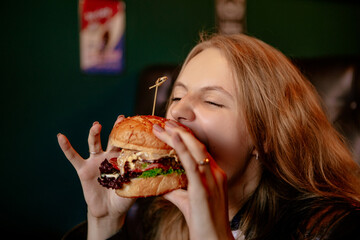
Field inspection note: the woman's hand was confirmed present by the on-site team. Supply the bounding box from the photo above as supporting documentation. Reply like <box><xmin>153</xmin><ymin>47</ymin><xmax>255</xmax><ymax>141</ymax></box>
<box><xmin>153</xmin><ymin>120</ymin><xmax>234</xmax><ymax>240</ymax></box>
<box><xmin>57</xmin><ymin>115</ymin><xmax>135</xmax><ymax>239</ymax></box>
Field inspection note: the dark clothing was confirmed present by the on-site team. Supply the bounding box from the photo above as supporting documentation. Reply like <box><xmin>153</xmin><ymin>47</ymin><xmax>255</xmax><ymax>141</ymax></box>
<box><xmin>63</xmin><ymin>197</ymin><xmax>360</xmax><ymax>240</ymax></box>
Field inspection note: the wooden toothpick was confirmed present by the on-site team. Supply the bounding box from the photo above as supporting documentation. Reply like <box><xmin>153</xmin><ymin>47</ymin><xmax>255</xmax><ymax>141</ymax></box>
<box><xmin>149</xmin><ymin>76</ymin><xmax>168</xmax><ymax>116</ymax></box>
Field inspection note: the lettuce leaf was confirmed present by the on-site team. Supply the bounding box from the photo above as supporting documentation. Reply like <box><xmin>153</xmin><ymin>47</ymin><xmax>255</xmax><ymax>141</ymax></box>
<box><xmin>139</xmin><ymin>168</ymin><xmax>185</xmax><ymax>178</ymax></box>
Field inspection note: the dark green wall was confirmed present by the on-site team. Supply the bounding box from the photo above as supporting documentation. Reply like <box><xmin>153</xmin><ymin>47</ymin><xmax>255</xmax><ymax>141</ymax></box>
<box><xmin>2</xmin><ymin>0</ymin><xmax>359</xmax><ymax>238</ymax></box>
<box><xmin>247</xmin><ymin>0</ymin><xmax>360</xmax><ymax>57</ymax></box>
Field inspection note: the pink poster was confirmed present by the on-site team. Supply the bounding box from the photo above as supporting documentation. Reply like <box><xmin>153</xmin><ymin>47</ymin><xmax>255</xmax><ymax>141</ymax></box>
<box><xmin>79</xmin><ymin>0</ymin><xmax>125</xmax><ymax>74</ymax></box>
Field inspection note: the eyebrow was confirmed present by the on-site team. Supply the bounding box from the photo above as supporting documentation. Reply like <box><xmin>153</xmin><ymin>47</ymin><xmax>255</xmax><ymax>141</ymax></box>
<box><xmin>173</xmin><ymin>82</ymin><xmax>234</xmax><ymax>100</ymax></box>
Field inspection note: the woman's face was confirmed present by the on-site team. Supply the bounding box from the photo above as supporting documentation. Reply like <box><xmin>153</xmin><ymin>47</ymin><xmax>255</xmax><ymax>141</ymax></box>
<box><xmin>166</xmin><ymin>47</ymin><xmax>254</xmax><ymax>182</ymax></box>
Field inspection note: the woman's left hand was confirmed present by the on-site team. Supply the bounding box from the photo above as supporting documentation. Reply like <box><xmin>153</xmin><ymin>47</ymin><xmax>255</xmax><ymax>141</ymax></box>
<box><xmin>153</xmin><ymin>120</ymin><xmax>234</xmax><ymax>240</ymax></box>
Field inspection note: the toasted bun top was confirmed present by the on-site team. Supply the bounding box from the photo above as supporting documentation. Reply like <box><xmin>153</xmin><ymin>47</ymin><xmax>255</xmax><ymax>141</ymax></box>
<box><xmin>109</xmin><ymin>115</ymin><xmax>172</xmax><ymax>155</ymax></box>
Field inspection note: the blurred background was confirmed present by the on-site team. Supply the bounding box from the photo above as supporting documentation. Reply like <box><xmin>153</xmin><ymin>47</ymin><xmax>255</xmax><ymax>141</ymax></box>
<box><xmin>1</xmin><ymin>0</ymin><xmax>359</xmax><ymax>238</ymax></box>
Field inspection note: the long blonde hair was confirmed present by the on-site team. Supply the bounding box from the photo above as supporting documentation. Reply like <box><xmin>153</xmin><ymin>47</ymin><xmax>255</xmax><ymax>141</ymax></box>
<box><xmin>148</xmin><ymin>34</ymin><xmax>360</xmax><ymax>239</ymax></box>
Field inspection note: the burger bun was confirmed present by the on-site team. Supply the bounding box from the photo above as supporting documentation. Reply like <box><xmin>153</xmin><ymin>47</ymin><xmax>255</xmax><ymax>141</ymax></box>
<box><xmin>115</xmin><ymin>173</ymin><xmax>187</xmax><ymax>198</ymax></box>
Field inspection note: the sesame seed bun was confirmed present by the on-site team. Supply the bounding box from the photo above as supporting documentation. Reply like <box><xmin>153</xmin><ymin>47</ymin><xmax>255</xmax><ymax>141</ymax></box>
<box><xmin>109</xmin><ymin>115</ymin><xmax>172</xmax><ymax>155</ymax></box>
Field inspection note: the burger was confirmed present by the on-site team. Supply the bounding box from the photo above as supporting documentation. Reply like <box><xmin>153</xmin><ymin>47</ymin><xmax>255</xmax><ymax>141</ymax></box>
<box><xmin>97</xmin><ymin>115</ymin><xmax>188</xmax><ymax>198</ymax></box>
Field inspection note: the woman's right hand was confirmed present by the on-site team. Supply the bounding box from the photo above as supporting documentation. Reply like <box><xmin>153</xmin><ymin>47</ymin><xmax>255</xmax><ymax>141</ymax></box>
<box><xmin>57</xmin><ymin>115</ymin><xmax>135</xmax><ymax>239</ymax></box>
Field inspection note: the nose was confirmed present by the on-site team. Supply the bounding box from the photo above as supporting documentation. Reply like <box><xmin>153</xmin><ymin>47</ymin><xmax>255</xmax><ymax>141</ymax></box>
<box><xmin>168</xmin><ymin>97</ymin><xmax>195</xmax><ymax>123</ymax></box>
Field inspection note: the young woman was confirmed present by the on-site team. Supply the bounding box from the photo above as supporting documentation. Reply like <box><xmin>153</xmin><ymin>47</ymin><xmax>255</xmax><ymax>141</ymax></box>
<box><xmin>58</xmin><ymin>34</ymin><xmax>360</xmax><ymax>240</ymax></box>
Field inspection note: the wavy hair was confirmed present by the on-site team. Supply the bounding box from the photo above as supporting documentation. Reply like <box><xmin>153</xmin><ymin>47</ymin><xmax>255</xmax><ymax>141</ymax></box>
<box><xmin>148</xmin><ymin>34</ymin><xmax>360</xmax><ymax>239</ymax></box>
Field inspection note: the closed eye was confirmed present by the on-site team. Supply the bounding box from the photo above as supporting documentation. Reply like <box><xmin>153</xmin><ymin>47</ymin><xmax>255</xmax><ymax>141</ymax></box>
<box><xmin>205</xmin><ymin>101</ymin><xmax>224</xmax><ymax>108</ymax></box>
<box><xmin>171</xmin><ymin>97</ymin><xmax>181</xmax><ymax>102</ymax></box>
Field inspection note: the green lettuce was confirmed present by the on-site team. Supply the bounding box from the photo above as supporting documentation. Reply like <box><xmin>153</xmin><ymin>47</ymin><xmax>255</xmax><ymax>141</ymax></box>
<box><xmin>139</xmin><ymin>167</ymin><xmax>185</xmax><ymax>178</ymax></box>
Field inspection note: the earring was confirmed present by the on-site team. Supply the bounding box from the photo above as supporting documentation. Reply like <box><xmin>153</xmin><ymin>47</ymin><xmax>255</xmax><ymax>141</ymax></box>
<box><xmin>256</xmin><ymin>153</ymin><xmax>259</xmax><ymax>160</ymax></box>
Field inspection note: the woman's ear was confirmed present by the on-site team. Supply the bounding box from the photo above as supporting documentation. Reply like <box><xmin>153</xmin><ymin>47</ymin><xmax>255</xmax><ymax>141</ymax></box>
<box><xmin>251</xmin><ymin>147</ymin><xmax>259</xmax><ymax>160</ymax></box>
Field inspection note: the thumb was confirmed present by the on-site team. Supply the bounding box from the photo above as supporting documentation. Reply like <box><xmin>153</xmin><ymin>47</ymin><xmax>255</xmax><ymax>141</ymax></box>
<box><xmin>163</xmin><ymin>189</ymin><xmax>189</xmax><ymax>218</ymax></box>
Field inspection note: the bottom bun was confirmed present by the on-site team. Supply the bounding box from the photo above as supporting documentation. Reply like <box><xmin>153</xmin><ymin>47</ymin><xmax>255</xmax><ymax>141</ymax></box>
<box><xmin>115</xmin><ymin>173</ymin><xmax>187</xmax><ymax>198</ymax></box>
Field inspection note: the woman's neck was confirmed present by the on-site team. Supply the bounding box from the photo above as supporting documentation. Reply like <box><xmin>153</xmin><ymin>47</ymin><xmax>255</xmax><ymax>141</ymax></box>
<box><xmin>227</xmin><ymin>157</ymin><xmax>262</xmax><ymax>220</ymax></box>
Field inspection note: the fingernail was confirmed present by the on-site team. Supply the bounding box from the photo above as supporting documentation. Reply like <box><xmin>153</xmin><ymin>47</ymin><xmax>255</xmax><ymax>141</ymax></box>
<box><xmin>165</xmin><ymin>120</ymin><xmax>178</xmax><ymax>128</ymax></box>
<box><xmin>153</xmin><ymin>124</ymin><xmax>164</xmax><ymax>133</ymax></box>
<box><xmin>57</xmin><ymin>133</ymin><xmax>62</xmax><ymax>138</ymax></box>
<box><xmin>93</xmin><ymin>121</ymin><xmax>99</xmax><ymax>126</ymax></box>
<box><xmin>117</xmin><ymin>115</ymin><xmax>124</xmax><ymax>119</ymax></box>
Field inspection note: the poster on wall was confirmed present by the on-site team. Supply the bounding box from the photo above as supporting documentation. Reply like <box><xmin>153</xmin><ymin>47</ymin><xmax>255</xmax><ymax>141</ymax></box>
<box><xmin>79</xmin><ymin>0</ymin><xmax>125</xmax><ymax>74</ymax></box>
